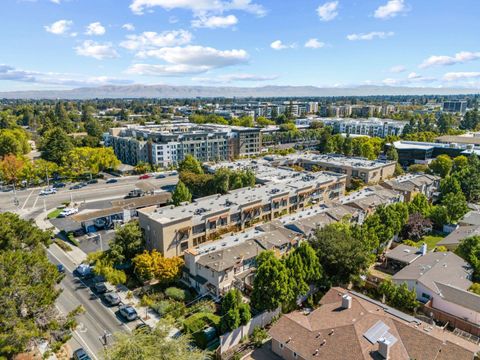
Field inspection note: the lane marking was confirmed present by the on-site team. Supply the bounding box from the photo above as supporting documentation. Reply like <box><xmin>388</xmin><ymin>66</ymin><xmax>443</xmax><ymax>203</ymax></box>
<box><xmin>31</xmin><ymin>195</ymin><xmax>39</xmax><ymax>209</ymax></box>
<box><xmin>21</xmin><ymin>189</ymin><xmax>35</xmax><ymax>210</ymax></box>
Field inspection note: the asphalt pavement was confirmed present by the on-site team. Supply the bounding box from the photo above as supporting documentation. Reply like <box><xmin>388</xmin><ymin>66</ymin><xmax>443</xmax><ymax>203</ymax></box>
<box><xmin>47</xmin><ymin>242</ymin><xmax>143</xmax><ymax>359</ymax></box>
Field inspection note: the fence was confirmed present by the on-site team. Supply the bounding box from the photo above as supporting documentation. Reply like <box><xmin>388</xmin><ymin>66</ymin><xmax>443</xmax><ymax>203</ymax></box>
<box><xmin>420</xmin><ymin>302</ymin><xmax>480</xmax><ymax>337</ymax></box>
<box><xmin>219</xmin><ymin>307</ymin><xmax>281</xmax><ymax>355</ymax></box>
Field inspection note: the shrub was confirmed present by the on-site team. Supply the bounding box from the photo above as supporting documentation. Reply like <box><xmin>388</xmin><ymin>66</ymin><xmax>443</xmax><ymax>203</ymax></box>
<box><xmin>54</xmin><ymin>239</ymin><xmax>72</xmax><ymax>252</ymax></box>
<box><xmin>183</xmin><ymin>312</ymin><xmax>221</xmax><ymax>349</ymax></box>
<box><xmin>251</xmin><ymin>327</ymin><xmax>269</xmax><ymax>348</ymax></box>
<box><xmin>165</xmin><ymin>287</ymin><xmax>189</xmax><ymax>302</ymax></box>
<box><xmin>189</xmin><ymin>300</ymin><xmax>216</xmax><ymax>314</ymax></box>
<box><xmin>151</xmin><ymin>299</ymin><xmax>186</xmax><ymax>319</ymax></box>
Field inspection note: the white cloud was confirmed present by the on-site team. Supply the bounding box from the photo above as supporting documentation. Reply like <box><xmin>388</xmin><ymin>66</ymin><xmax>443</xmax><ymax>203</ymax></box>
<box><xmin>129</xmin><ymin>0</ymin><xmax>266</xmax><ymax>16</ymax></box>
<box><xmin>270</xmin><ymin>40</ymin><xmax>295</xmax><ymax>50</ymax></box>
<box><xmin>128</xmin><ymin>45</ymin><xmax>249</xmax><ymax>76</ymax></box>
<box><xmin>75</xmin><ymin>40</ymin><xmax>119</xmax><ymax>60</ymax></box>
<box><xmin>407</xmin><ymin>72</ymin><xmax>421</xmax><ymax>79</ymax></box>
<box><xmin>192</xmin><ymin>14</ymin><xmax>238</xmax><ymax>28</ymax></box>
<box><xmin>304</xmin><ymin>38</ymin><xmax>325</xmax><ymax>49</ymax></box>
<box><xmin>0</xmin><ymin>64</ymin><xmax>131</xmax><ymax>87</ymax></box>
<box><xmin>382</xmin><ymin>72</ymin><xmax>435</xmax><ymax>86</ymax></box>
<box><xmin>122</xmin><ymin>23</ymin><xmax>135</xmax><ymax>31</ymax></box>
<box><xmin>443</xmin><ymin>72</ymin><xmax>480</xmax><ymax>81</ymax></box>
<box><xmin>50</xmin><ymin>0</ymin><xmax>61</xmax><ymax>4</ymax></box>
<box><xmin>419</xmin><ymin>51</ymin><xmax>480</xmax><ymax>68</ymax></box>
<box><xmin>346</xmin><ymin>31</ymin><xmax>394</xmax><ymax>41</ymax></box>
<box><xmin>44</xmin><ymin>19</ymin><xmax>73</xmax><ymax>35</ymax></box>
<box><xmin>317</xmin><ymin>1</ymin><xmax>339</xmax><ymax>21</ymax></box>
<box><xmin>85</xmin><ymin>22</ymin><xmax>106</xmax><ymax>36</ymax></box>
<box><xmin>374</xmin><ymin>0</ymin><xmax>408</xmax><ymax>19</ymax></box>
<box><xmin>120</xmin><ymin>30</ymin><xmax>192</xmax><ymax>51</ymax></box>
<box><xmin>389</xmin><ymin>65</ymin><xmax>406</xmax><ymax>73</ymax></box>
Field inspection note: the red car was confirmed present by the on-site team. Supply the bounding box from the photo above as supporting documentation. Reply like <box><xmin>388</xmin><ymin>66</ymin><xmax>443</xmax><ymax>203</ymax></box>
<box><xmin>138</xmin><ymin>174</ymin><xmax>151</xmax><ymax>180</ymax></box>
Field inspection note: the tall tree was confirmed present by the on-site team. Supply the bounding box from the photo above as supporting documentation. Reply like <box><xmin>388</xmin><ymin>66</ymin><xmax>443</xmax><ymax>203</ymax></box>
<box><xmin>108</xmin><ymin>221</ymin><xmax>144</xmax><ymax>264</ymax></box>
<box><xmin>171</xmin><ymin>180</ymin><xmax>192</xmax><ymax>206</ymax></box>
<box><xmin>40</xmin><ymin>127</ymin><xmax>74</xmax><ymax>164</ymax></box>
<box><xmin>220</xmin><ymin>289</ymin><xmax>251</xmax><ymax>333</ymax></box>
<box><xmin>429</xmin><ymin>155</ymin><xmax>453</xmax><ymax>178</ymax></box>
<box><xmin>178</xmin><ymin>155</ymin><xmax>203</xmax><ymax>174</ymax></box>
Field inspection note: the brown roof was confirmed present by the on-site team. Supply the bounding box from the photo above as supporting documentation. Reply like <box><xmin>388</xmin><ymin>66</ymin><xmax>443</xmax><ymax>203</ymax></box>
<box><xmin>269</xmin><ymin>287</ymin><xmax>477</xmax><ymax>360</ymax></box>
<box><xmin>436</xmin><ymin>135</ymin><xmax>480</xmax><ymax>145</ymax></box>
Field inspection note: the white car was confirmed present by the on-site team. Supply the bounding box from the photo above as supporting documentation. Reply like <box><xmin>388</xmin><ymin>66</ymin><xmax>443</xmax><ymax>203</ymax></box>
<box><xmin>59</xmin><ymin>208</ymin><xmax>78</xmax><ymax>217</ymax></box>
<box><xmin>40</xmin><ymin>188</ymin><xmax>57</xmax><ymax>196</ymax></box>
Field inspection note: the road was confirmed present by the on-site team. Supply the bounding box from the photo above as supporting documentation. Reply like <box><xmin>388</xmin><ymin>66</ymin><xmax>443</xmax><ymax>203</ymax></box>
<box><xmin>0</xmin><ymin>175</ymin><xmax>178</xmax><ymax>218</ymax></box>
<box><xmin>47</xmin><ymin>244</ymin><xmax>143</xmax><ymax>359</ymax></box>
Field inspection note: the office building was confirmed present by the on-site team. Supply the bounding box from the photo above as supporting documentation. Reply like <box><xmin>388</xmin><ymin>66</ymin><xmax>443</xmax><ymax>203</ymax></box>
<box><xmin>443</xmin><ymin>100</ymin><xmax>467</xmax><ymax>114</ymax></box>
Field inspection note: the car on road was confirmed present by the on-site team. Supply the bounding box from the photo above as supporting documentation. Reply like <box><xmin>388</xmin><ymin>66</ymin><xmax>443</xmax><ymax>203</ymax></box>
<box><xmin>161</xmin><ymin>185</ymin><xmax>176</xmax><ymax>193</ymax></box>
<box><xmin>53</xmin><ymin>182</ymin><xmax>66</xmax><ymax>188</ymax></box>
<box><xmin>138</xmin><ymin>174</ymin><xmax>151</xmax><ymax>180</ymax></box>
<box><xmin>169</xmin><ymin>171</ymin><xmax>178</xmax><ymax>176</ymax></box>
<box><xmin>75</xmin><ymin>264</ymin><xmax>93</xmax><ymax>277</ymax></box>
<box><xmin>69</xmin><ymin>184</ymin><xmax>82</xmax><ymax>190</ymax></box>
<box><xmin>73</xmin><ymin>348</ymin><xmax>91</xmax><ymax>360</ymax></box>
<box><xmin>119</xmin><ymin>305</ymin><xmax>138</xmax><ymax>321</ymax></box>
<box><xmin>87</xmin><ymin>179</ymin><xmax>98</xmax><ymax>184</ymax></box>
<box><xmin>155</xmin><ymin>174</ymin><xmax>166</xmax><ymax>179</ymax></box>
<box><xmin>40</xmin><ymin>188</ymin><xmax>57</xmax><ymax>196</ymax></box>
<box><xmin>56</xmin><ymin>264</ymin><xmax>65</xmax><ymax>273</ymax></box>
<box><xmin>79</xmin><ymin>182</ymin><xmax>88</xmax><ymax>187</ymax></box>
<box><xmin>106</xmin><ymin>178</ymin><xmax>118</xmax><ymax>184</ymax></box>
<box><xmin>94</xmin><ymin>282</ymin><xmax>108</xmax><ymax>294</ymax></box>
<box><xmin>103</xmin><ymin>292</ymin><xmax>121</xmax><ymax>306</ymax></box>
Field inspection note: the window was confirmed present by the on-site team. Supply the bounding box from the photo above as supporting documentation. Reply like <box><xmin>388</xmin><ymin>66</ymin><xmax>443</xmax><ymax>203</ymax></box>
<box><xmin>280</xmin><ymin>343</ymin><xmax>284</xmax><ymax>349</ymax></box>
<box><xmin>294</xmin><ymin>352</ymin><xmax>298</xmax><ymax>359</ymax></box>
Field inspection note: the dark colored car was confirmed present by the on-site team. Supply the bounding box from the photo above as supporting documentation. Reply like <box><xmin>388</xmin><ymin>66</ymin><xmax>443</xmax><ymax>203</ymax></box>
<box><xmin>73</xmin><ymin>348</ymin><xmax>91</xmax><ymax>360</ymax></box>
<box><xmin>156</xmin><ymin>174</ymin><xmax>166</xmax><ymax>179</ymax></box>
<box><xmin>69</xmin><ymin>184</ymin><xmax>82</xmax><ymax>190</ymax></box>
<box><xmin>53</xmin><ymin>182</ymin><xmax>66</xmax><ymax>188</ymax></box>
<box><xmin>138</xmin><ymin>174</ymin><xmax>151</xmax><ymax>180</ymax></box>
<box><xmin>103</xmin><ymin>292</ymin><xmax>121</xmax><ymax>306</ymax></box>
<box><xmin>161</xmin><ymin>185</ymin><xmax>176</xmax><ymax>193</ymax></box>
<box><xmin>135</xmin><ymin>323</ymin><xmax>152</xmax><ymax>333</ymax></box>
<box><xmin>119</xmin><ymin>305</ymin><xmax>138</xmax><ymax>321</ymax></box>
<box><xmin>79</xmin><ymin>182</ymin><xmax>88</xmax><ymax>187</ymax></box>
<box><xmin>106</xmin><ymin>178</ymin><xmax>118</xmax><ymax>184</ymax></box>
<box><xmin>56</xmin><ymin>264</ymin><xmax>65</xmax><ymax>273</ymax></box>
<box><xmin>87</xmin><ymin>179</ymin><xmax>98</xmax><ymax>184</ymax></box>
<box><xmin>94</xmin><ymin>282</ymin><xmax>108</xmax><ymax>294</ymax></box>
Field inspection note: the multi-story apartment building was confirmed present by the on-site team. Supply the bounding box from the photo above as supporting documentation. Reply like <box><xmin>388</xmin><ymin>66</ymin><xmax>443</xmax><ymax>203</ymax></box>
<box><xmin>138</xmin><ymin>171</ymin><xmax>346</xmax><ymax>258</ymax></box>
<box><xmin>316</xmin><ymin>117</ymin><xmax>406</xmax><ymax>137</ymax></box>
<box><xmin>109</xmin><ymin>124</ymin><xmax>262</xmax><ymax>166</ymax></box>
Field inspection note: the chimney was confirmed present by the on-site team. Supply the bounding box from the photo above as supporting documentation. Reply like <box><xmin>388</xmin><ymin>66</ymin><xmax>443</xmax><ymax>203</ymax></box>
<box><xmin>378</xmin><ymin>338</ymin><xmax>391</xmax><ymax>359</ymax></box>
<box><xmin>420</xmin><ymin>243</ymin><xmax>427</xmax><ymax>256</ymax></box>
<box><xmin>342</xmin><ymin>294</ymin><xmax>352</xmax><ymax>309</ymax></box>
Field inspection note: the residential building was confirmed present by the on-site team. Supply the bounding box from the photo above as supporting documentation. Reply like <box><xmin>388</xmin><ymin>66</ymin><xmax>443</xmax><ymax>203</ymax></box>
<box><xmin>269</xmin><ymin>287</ymin><xmax>477</xmax><ymax>360</ymax></box>
<box><xmin>341</xmin><ymin>185</ymin><xmax>403</xmax><ymax>214</ymax></box>
<box><xmin>138</xmin><ymin>171</ymin><xmax>346</xmax><ymax>257</ymax></box>
<box><xmin>109</xmin><ymin>123</ymin><xmax>261</xmax><ymax>166</ymax></box>
<box><xmin>380</xmin><ymin>173</ymin><xmax>440</xmax><ymax>201</ymax></box>
<box><xmin>443</xmin><ymin>100</ymin><xmax>467</xmax><ymax>114</ymax></box>
<box><xmin>392</xmin><ymin>252</ymin><xmax>478</xmax><ymax>326</ymax></box>
<box><xmin>460</xmin><ymin>210</ymin><xmax>480</xmax><ymax>226</ymax></box>
<box><xmin>437</xmin><ymin>225</ymin><xmax>480</xmax><ymax>251</ymax></box>
<box><xmin>436</xmin><ymin>133</ymin><xmax>480</xmax><ymax>147</ymax></box>
<box><xmin>317</xmin><ymin>117</ymin><xmax>406</xmax><ymax>138</ymax></box>
<box><xmin>182</xmin><ymin>224</ymin><xmax>301</xmax><ymax>298</ymax></box>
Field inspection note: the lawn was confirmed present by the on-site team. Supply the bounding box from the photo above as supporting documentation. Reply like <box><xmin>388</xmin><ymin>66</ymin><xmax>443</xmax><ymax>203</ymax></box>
<box><xmin>415</xmin><ymin>234</ymin><xmax>446</xmax><ymax>250</ymax></box>
<box><xmin>47</xmin><ymin>208</ymin><xmax>63</xmax><ymax>219</ymax></box>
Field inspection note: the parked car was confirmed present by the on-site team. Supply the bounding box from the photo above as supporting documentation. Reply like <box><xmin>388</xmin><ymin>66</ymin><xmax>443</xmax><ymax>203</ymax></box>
<box><xmin>73</xmin><ymin>348</ymin><xmax>91</xmax><ymax>360</ymax></box>
<box><xmin>169</xmin><ymin>171</ymin><xmax>178</xmax><ymax>176</ymax></box>
<box><xmin>69</xmin><ymin>184</ymin><xmax>82</xmax><ymax>190</ymax></box>
<box><xmin>94</xmin><ymin>282</ymin><xmax>108</xmax><ymax>294</ymax></box>
<box><xmin>119</xmin><ymin>305</ymin><xmax>138</xmax><ymax>321</ymax></box>
<box><xmin>56</xmin><ymin>264</ymin><xmax>65</xmax><ymax>273</ymax></box>
<box><xmin>79</xmin><ymin>182</ymin><xmax>88</xmax><ymax>187</ymax></box>
<box><xmin>138</xmin><ymin>174</ymin><xmax>151</xmax><ymax>180</ymax></box>
<box><xmin>135</xmin><ymin>323</ymin><xmax>152</xmax><ymax>333</ymax></box>
<box><xmin>106</xmin><ymin>178</ymin><xmax>118</xmax><ymax>184</ymax></box>
<box><xmin>40</xmin><ymin>188</ymin><xmax>57</xmax><ymax>196</ymax></box>
<box><xmin>87</xmin><ymin>179</ymin><xmax>98</xmax><ymax>184</ymax></box>
<box><xmin>75</xmin><ymin>264</ymin><xmax>92</xmax><ymax>277</ymax></box>
<box><xmin>103</xmin><ymin>292</ymin><xmax>121</xmax><ymax>306</ymax></box>
<box><xmin>53</xmin><ymin>182</ymin><xmax>66</xmax><ymax>188</ymax></box>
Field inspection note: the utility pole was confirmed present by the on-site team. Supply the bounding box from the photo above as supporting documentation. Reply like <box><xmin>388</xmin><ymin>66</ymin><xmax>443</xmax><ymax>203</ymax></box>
<box><xmin>45</xmin><ymin>167</ymin><xmax>49</xmax><ymax>187</ymax></box>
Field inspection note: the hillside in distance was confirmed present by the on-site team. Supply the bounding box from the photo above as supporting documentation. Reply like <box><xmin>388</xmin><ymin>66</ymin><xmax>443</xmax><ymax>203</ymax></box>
<box><xmin>1</xmin><ymin>84</ymin><xmax>479</xmax><ymax>99</ymax></box>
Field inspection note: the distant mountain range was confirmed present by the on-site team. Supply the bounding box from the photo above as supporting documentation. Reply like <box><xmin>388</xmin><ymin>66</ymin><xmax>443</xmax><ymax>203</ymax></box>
<box><xmin>0</xmin><ymin>84</ymin><xmax>479</xmax><ymax>99</ymax></box>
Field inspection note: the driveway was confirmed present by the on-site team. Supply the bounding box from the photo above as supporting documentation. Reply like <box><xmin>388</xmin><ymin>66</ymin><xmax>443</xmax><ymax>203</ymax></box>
<box><xmin>243</xmin><ymin>341</ymin><xmax>282</xmax><ymax>360</ymax></box>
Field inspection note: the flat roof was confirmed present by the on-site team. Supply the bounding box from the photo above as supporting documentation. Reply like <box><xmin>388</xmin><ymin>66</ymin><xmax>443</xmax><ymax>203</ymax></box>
<box><xmin>140</xmin><ymin>171</ymin><xmax>345</xmax><ymax>225</ymax></box>
<box><xmin>276</xmin><ymin>153</ymin><xmax>395</xmax><ymax>170</ymax></box>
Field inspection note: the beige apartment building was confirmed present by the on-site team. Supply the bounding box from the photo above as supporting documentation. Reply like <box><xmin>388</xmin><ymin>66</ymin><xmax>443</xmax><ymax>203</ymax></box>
<box><xmin>138</xmin><ymin>171</ymin><xmax>346</xmax><ymax>258</ymax></box>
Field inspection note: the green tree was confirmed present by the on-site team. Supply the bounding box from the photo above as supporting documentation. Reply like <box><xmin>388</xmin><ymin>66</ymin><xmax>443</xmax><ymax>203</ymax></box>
<box><xmin>386</xmin><ymin>146</ymin><xmax>398</xmax><ymax>161</ymax></box>
<box><xmin>251</xmin><ymin>251</ymin><xmax>294</xmax><ymax>312</ymax></box>
<box><xmin>441</xmin><ymin>191</ymin><xmax>468</xmax><ymax>224</ymax></box>
<box><xmin>408</xmin><ymin>193</ymin><xmax>431</xmax><ymax>217</ymax></box>
<box><xmin>0</xmin><ymin>129</ymin><xmax>30</xmax><ymax>157</ymax></box>
<box><xmin>429</xmin><ymin>155</ymin><xmax>453</xmax><ymax>178</ymax></box>
<box><xmin>171</xmin><ymin>180</ymin><xmax>192</xmax><ymax>206</ymax></box>
<box><xmin>428</xmin><ymin>205</ymin><xmax>449</xmax><ymax>229</ymax></box>
<box><xmin>108</xmin><ymin>221</ymin><xmax>144</xmax><ymax>264</ymax></box>
<box><xmin>40</xmin><ymin>127</ymin><xmax>74</xmax><ymax>164</ymax></box>
<box><xmin>178</xmin><ymin>154</ymin><xmax>203</xmax><ymax>174</ymax></box>
<box><xmin>455</xmin><ymin>236</ymin><xmax>480</xmax><ymax>280</ymax></box>
<box><xmin>220</xmin><ymin>289</ymin><xmax>251</xmax><ymax>333</ymax></box>
<box><xmin>103</xmin><ymin>320</ymin><xmax>206</xmax><ymax>360</ymax></box>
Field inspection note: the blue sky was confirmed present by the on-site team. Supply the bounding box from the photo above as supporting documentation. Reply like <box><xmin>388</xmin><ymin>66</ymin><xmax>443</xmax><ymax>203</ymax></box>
<box><xmin>1</xmin><ymin>0</ymin><xmax>480</xmax><ymax>91</ymax></box>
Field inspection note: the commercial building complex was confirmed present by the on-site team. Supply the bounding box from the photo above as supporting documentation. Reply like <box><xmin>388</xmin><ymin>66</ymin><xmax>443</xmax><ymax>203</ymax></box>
<box><xmin>108</xmin><ymin>124</ymin><xmax>261</xmax><ymax>167</ymax></box>
<box><xmin>443</xmin><ymin>100</ymin><xmax>467</xmax><ymax>114</ymax></box>
<box><xmin>307</xmin><ymin>117</ymin><xmax>407</xmax><ymax>138</ymax></box>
